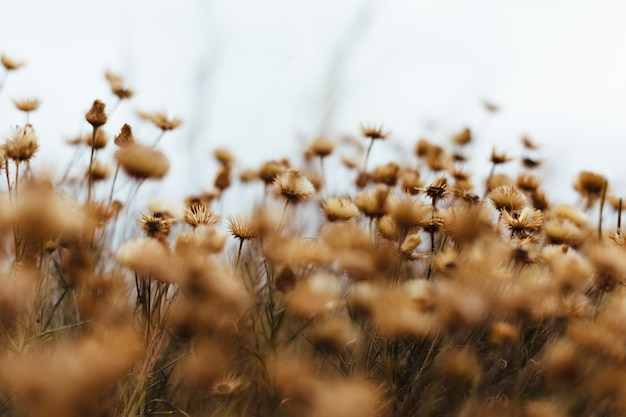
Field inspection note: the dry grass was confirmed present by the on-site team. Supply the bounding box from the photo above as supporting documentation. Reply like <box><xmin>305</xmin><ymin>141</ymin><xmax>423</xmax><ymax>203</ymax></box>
<box><xmin>0</xmin><ymin>54</ymin><xmax>624</xmax><ymax>417</ymax></box>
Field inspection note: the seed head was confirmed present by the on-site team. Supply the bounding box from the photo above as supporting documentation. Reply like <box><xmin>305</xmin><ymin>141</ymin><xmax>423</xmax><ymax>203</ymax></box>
<box><xmin>360</xmin><ymin>123</ymin><xmax>389</xmax><ymax>140</ymax></box>
<box><xmin>105</xmin><ymin>70</ymin><xmax>134</xmax><ymax>100</ymax></box>
<box><xmin>82</xmin><ymin>128</ymin><xmax>108</xmax><ymax>149</ymax></box>
<box><xmin>501</xmin><ymin>207</ymin><xmax>543</xmax><ymax>236</ymax></box>
<box><xmin>259</xmin><ymin>159</ymin><xmax>289</xmax><ymax>184</ymax></box>
<box><xmin>114</xmin><ymin>123</ymin><xmax>135</xmax><ymax>147</ymax></box>
<box><xmin>3</xmin><ymin>125</ymin><xmax>39</xmax><ymax>162</ymax></box>
<box><xmin>85</xmin><ymin>100</ymin><xmax>107</xmax><ymax>128</ymax></box>
<box><xmin>370</xmin><ymin>162</ymin><xmax>399</xmax><ymax>186</ymax></box>
<box><xmin>138</xmin><ymin>211</ymin><xmax>174</xmax><ymax>241</ymax></box>
<box><xmin>354</xmin><ymin>185</ymin><xmax>390</xmax><ymax>219</ymax></box>
<box><xmin>137</xmin><ymin>110</ymin><xmax>183</xmax><ymax>131</ymax></box>
<box><xmin>184</xmin><ymin>205</ymin><xmax>222</xmax><ymax>228</ymax></box>
<box><xmin>321</xmin><ymin>197</ymin><xmax>360</xmax><ymax>222</ymax></box>
<box><xmin>308</xmin><ymin>135</ymin><xmax>336</xmax><ymax>158</ymax></box>
<box><xmin>273</xmin><ymin>169</ymin><xmax>315</xmax><ymax>203</ymax></box>
<box><xmin>213</xmin><ymin>147</ymin><xmax>235</xmax><ymax>166</ymax></box>
<box><xmin>451</xmin><ymin>127</ymin><xmax>472</xmax><ymax>146</ymax></box>
<box><xmin>1</xmin><ymin>54</ymin><xmax>25</xmax><ymax>71</ymax></box>
<box><xmin>13</xmin><ymin>97</ymin><xmax>41</xmax><ymax>113</ymax></box>
<box><xmin>226</xmin><ymin>214</ymin><xmax>258</xmax><ymax>240</ymax></box>
<box><xmin>214</xmin><ymin>165</ymin><xmax>231</xmax><ymax>191</ymax></box>
<box><xmin>209</xmin><ymin>372</ymin><xmax>243</xmax><ymax>396</ymax></box>
<box><xmin>490</xmin><ymin>148</ymin><xmax>513</xmax><ymax>165</ymax></box>
<box><xmin>573</xmin><ymin>170</ymin><xmax>607</xmax><ymax>204</ymax></box>
<box><xmin>114</xmin><ymin>144</ymin><xmax>169</xmax><ymax>180</ymax></box>
<box><xmin>490</xmin><ymin>185</ymin><xmax>526</xmax><ymax>212</ymax></box>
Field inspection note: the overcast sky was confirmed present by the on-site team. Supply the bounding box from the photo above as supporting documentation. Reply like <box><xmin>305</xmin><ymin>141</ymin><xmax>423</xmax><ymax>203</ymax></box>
<box><xmin>1</xmin><ymin>0</ymin><xmax>625</xmax><ymax>206</ymax></box>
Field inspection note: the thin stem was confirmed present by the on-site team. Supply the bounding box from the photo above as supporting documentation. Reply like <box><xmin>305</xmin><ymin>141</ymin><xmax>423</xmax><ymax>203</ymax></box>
<box><xmin>598</xmin><ymin>179</ymin><xmax>608</xmax><ymax>240</ymax></box>
<box><xmin>108</xmin><ymin>163</ymin><xmax>121</xmax><ymax>205</ymax></box>
<box><xmin>618</xmin><ymin>198</ymin><xmax>623</xmax><ymax>232</ymax></box>
<box><xmin>152</xmin><ymin>130</ymin><xmax>166</xmax><ymax>147</ymax></box>
<box><xmin>363</xmin><ymin>138</ymin><xmax>375</xmax><ymax>172</ymax></box>
<box><xmin>86</xmin><ymin>126</ymin><xmax>99</xmax><ymax>202</ymax></box>
<box><xmin>233</xmin><ymin>238</ymin><xmax>245</xmax><ymax>276</ymax></box>
<box><xmin>277</xmin><ymin>200</ymin><xmax>289</xmax><ymax>233</ymax></box>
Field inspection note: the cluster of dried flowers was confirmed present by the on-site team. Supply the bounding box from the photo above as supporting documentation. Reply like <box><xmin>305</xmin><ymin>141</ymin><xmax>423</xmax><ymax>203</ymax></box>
<box><xmin>0</xmin><ymin>53</ymin><xmax>625</xmax><ymax>417</ymax></box>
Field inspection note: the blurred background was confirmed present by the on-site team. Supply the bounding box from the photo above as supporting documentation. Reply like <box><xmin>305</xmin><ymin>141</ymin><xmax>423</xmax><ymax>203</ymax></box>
<box><xmin>1</xmin><ymin>0</ymin><xmax>625</xmax><ymax>205</ymax></box>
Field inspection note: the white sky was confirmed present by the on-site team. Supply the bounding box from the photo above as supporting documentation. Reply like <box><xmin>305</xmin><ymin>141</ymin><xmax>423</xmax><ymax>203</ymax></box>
<box><xmin>1</xmin><ymin>0</ymin><xmax>626</xmax><ymax>206</ymax></box>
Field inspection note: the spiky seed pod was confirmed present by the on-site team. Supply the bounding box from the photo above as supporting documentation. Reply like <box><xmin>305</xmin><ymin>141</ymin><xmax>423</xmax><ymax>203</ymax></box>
<box><xmin>516</xmin><ymin>172</ymin><xmax>541</xmax><ymax>193</ymax></box>
<box><xmin>114</xmin><ymin>144</ymin><xmax>169</xmax><ymax>180</ymax></box>
<box><xmin>3</xmin><ymin>125</ymin><xmax>39</xmax><ymax>162</ymax></box>
<box><xmin>490</xmin><ymin>148</ymin><xmax>513</xmax><ymax>165</ymax></box>
<box><xmin>85</xmin><ymin>100</ymin><xmax>107</xmax><ymax>128</ymax></box>
<box><xmin>273</xmin><ymin>169</ymin><xmax>315</xmax><ymax>203</ymax></box>
<box><xmin>137</xmin><ymin>110</ymin><xmax>183</xmax><ymax>131</ymax></box>
<box><xmin>259</xmin><ymin>160</ymin><xmax>289</xmax><ymax>184</ymax></box>
<box><xmin>354</xmin><ymin>185</ymin><xmax>390</xmax><ymax>219</ymax></box>
<box><xmin>138</xmin><ymin>212</ymin><xmax>174</xmax><ymax>241</ymax></box>
<box><xmin>573</xmin><ymin>171</ymin><xmax>607</xmax><ymax>202</ymax></box>
<box><xmin>370</xmin><ymin>162</ymin><xmax>399</xmax><ymax>186</ymax></box>
<box><xmin>226</xmin><ymin>215</ymin><xmax>258</xmax><ymax>240</ymax></box>
<box><xmin>184</xmin><ymin>205</ymin><xmax>222</xmax><ymax>228</ymax></box>
<box><xmin>114</xmin><ymin>123</ymin><xmax>135</xmax><ymax>147</ymax></box>
<box><xmin>501</xmin><ymin>207</ymin><xmax>543</xmax><ymax>236</ymax></box>
<box><xmin>490</xmin><ymin>185</ymin><xmax>526</xmax><ymax>212</ymax></box>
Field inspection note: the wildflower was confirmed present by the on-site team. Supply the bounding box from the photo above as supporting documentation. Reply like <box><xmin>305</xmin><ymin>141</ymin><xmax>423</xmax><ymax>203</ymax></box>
<box><xmin>82</xmin><ymin>128</ymin><xmax>108</xmax><ymax>149</ymax></box>
<box><xmin>354</xmin><ymin>185</ymin><xmax>390</xmax><ymax>219</ymax></box>
<box><xmin>1</xmin><ymin>54</ymin><xmax>25</xmax><ymax>71</ymax></box>
<box><xmin>113</xmin><ymin>123</ymin><xmax>135</xmax><ymax>147</ymax></box>
<box><xmin>105</xmin><ymin>70</ymin><xmax>134</xmax><ymax>100</ymax></box>
<box><xmin>424</xmin><ymin>177</ymin><xmax>450</xmax><ymax>204</ymax></box>
<box><xmin>370</xmin><ymin>162</ymin><xmax>399</xmax><ymax>186</ymax></box>
<box><xmin>285</xmin><ymin>272</ymin><xmax>341</xmax><ymax>318</ymax></box>
<box><xmin>116</xmin><ymin>238</ymin><xmax>175</xmax><ymax>282</ymax></box>
<box><xmin>259</xmin><ymin>159</ymin><xmax>289</xmax><ymax>184</ymax></box>
<box><xmin>137</xmin><ymin>110</ymin><xmax>183</xmax><ymax>131</ymax></box>
<box><xmin>308</xmin><ymin>135</ymin><xmax>336</xmax><ymax>158</ymax></box>
<box><xmin>226</xmin><ymin>214</ymin><xmax>258</xmax><ymax>240</ymax></box>
<box><xmin>209</xmin><ymin>372</ymin><xmax>243</xmax><ymax>396</ymax></box>
<box><xmin>451</xmin><ymin>127</ymin><xmax>472</xmax><ymax>146</ymax></box>
<box><xmin>273</xmin><ymin>169</ymin><xmax>315</xmax><ymax>203</ymax></box>
<box><xmin>388</xmin><ymin>196</ymin><xmax>431</xmax><ymax>230</ymax></box>
<box><xmin>544</xmin><ymin>218</ymin><xmax>587</xmax><ymax>246</ymax></box>
<box><xmin>321</xmin><ymin>197</ymin><xmax>359</xmax><ymax>222</ymax></box>
<box><xmin>573</xmin><ymin>170</ymin><xmax>607</xmax><ymax>206</ymax></box>
<box><xmin>516</xmin><ymin>172</ymin><xmax>541</xmax><ymax>193</ymax></box>
<box><xmin>304</xmin><ymin>316</ymin><xmax>358</xmax><ymax>352</ymax></box>
<box><xmin>213</xmin><ymin>147</ymin><xmax>235</xmax><ymax>166</ymax></box>
<box><xmin>87</xmin><ymin>160</ymin><xmax>110</xmax><ymax>182</ymax></box>
<box><xmin>85</xmin><ymin>99</ymin><xmax>107</xmax><ymax>128</ymax></box>
<box><xmin>114</xmin><ymin>144</ymin><xmax>169</xmax><ymax>179</ymax></box>
<box><xmin>360</xmin><ymin>123</ymin><xmax>389</xmax><ymax>140</ymax></box>
<box><xmin>490</xmin><ymin>148</ymin><xmax>513</xmax><ymax>165</ymax></box>
<box><xmin>214</xmin><ymin>165</ymin><xmax>231</xmax><ymax>191</ymax></box>
<box><xmin>275</xmin><ymin>266</ymin><xmax>297</xmax><ymax>293</ymax></box>
<box><xmin>138</xmin><ymin>211</ymin><xmax>174</xmax><ymax>241</ymax></box>
<box><xmin>400</xmin><ymin>233</ymin><xmax>423</xmax><ymax>260</ymax></box>
<box><xmin>490</xmin><ymin>185</ymin><xmax>526</xmax><ymax>212</ymax></box>
<box><xmin>399</xmin><ymin>167</ymin><xmax>421</xmax><ymax>195</ymax></box>
<box><xmin>490</xmin><ymin>322</ymin><xmax>520</xmax><ymax>346</ymax></box>
<box><xmin>501</xmin><ymin>207</ymin><xmax>543</xmax><ymax>236</ymax></box>
<box><xmin>522</xmin><ymin>135</ymin><xmax>540</xmax><ymax>150</ymax></box>
<box><xmin>3</xmin><ymin>124</ymin><xmax>38</xmax><ymax>162</ymax></box>
<box><xmin>13</xmin><ymin>97</ymin><xmax>40</xmax><ymax>113</ymax></box>
<box><xmin>184</xmin><ymin>205</ymin><xmax>222</xmax><ymax>228</ymax></box>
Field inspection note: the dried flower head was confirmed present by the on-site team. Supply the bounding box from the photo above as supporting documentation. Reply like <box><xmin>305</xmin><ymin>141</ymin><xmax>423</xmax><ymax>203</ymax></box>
<box><xmin>259</xmin><ymin>159</ymin><xmax>289</xmax><ymax>184</ymax></box>
<box><xmin>114</xmin><ymin>144</ymin><xmax>169</xmax><ymax>180</ymax></box>
<box><xmin>388</xmin><ymin>196</ymin><xmax>431</xmax><ymax>230</ymax></box>
<box><xmin>213</xmin><ymin>147</ymin><xmax>235</xmax><ymax>166</ymax></box>
<box><xmin>424</xmin><ymin>177</ymin><xmax>450</xmax><ymax>203</ymax></box>
<box><xmin>501</xmin><ymin>207</ymin><xmax>543</xmax><ymax>236</ymax></box>
<box><xmin>370</xmin><ymin>162</ymin><xmax>400</xmax><ymax>186</ymax></box>
<box><xmin>87</xmin><ymin>160</ymin><xmax>111</xmax><ymax>182</ymax></box>
<box><xmin>138</xmin><ymin>211</ymin><xmax>174</xmax><ymax>241</ymax></box>
<box><xmin>116</xmin><ymin>238</ymin><xmax>174</xmax><ymax>282</ymax></box>
<box><xmin>354</xmin><ymin>185</ymin><xmax>390</xmax><ymax>219</ymax></box>
<box><xmin>226</xmin><ymin>214</ymin><xmax>258</xmax><ymax>240</ymax></box>
<box><xmin>114</xmin><ymin>123</ymin><xmax>135</xmax><ymax>147</ymax></box>
<box><xmin>490</xmin><ymin>148</ymin><xmax>513</xmax><ymax>165</ymax></box>
<box><xmin>1</xmin><ymin>54</ymin><xmax>25</xmax><ymax>71</ymax></box>
<box><xmin>321</xmin><ymin>197</ymin><xmax>360</xmax><ymax>222</ymax></box>
<box><xmin>285</xmin><ymin>272</ymin><xmax>340</xmax><ymax>318</ymax></box>
<box><xmin>209</xmin><ymin>372</ymin><xmax>243</xmax><ymax>396</ymax></box>
<box><xmin>490</xmin><ymin>185</ymin><xmax>526</xmax><ymax>212</ymax></box>
<box><xmin>13</xmin><ymin>97</ymin><xmax>41</xmax><ymax>113</ymax></box>
<box><xmin>105</xmin><ymin>70</ymin><xmax>134</xmax><ymax>100</ymax></box>
<box><xmin>522</xmin><ymin>135</ymin><xmax>540</xmax><ymax>150</ymax></box>
<box><xmin>137</xmin><ymin>110</ymin><xmax>183</xmax><ymax>131</ymax></box>
<box><xmin>399</xmin><ymin>168</ymin><xmax>421</xmax><ymax>195</ymax></box>
<box><xmin>4</xmin><ymin>124</ymin><xmax>38</xmax><ymax>162</ymax></box>
<box><xmin>85</xmin><ymin>99</ymin><xmax>107</xmax><ymax>128</ymax></box>
<box><xmin>308</xmin><ymin>135</ymin><xmax>336</xmax><ymax>158</ymax></box>
<box><xmin>452</xmin><ymin>127</ymin><xmax>472</xmax><ymax>146</ymax></box>
<box><xmin>516</xmin><ymin>172</ymin><xmax>541</xmax><ymax>193</ymax></box>
<box><xmin>273</xmin><ymin>169</ymin><xmax>315</xmax><ymax>203</ymax></box>
<box><xmin>214</xmin><ymin>165</ymin><xmax>231</xmax><ymax>191</ymax></box>
<box><xmin>184</xmin><ymin>205</ymin><xmax>222</xmax><ymax>228</ymax></box>
<box><xmin>82</xmin><ymin>128</ymin><xmax>108</xmax><ymax>149</ymax></box>
<box><xmin>573</xmin><ymin>170</ymin><xmax>607</xmax><ymax>206</ymax></box>
<box><xmin>360</xmin><ymin>123</ymin><xmax>389</xmax><ymax>140</ymax></box>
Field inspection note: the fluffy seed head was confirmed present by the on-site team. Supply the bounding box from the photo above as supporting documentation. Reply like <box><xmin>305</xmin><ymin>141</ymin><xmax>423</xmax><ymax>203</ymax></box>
<box><xmin>137</xmin><ymin>110</ymin><xmax>183</xmax><ymax>131</ymax></box>
<box><xmin>226</xmin><ymin>214</ymin><xmax>258</xmax><ymax>240</ymax></box>
<box><xmin>451</xmin><ymin>127</ymin><xmax>472</xmax><ymax>145</ymax></box>
<box><xmin>360</xmin><ymin>123</ymin><xmax>389</xmax><ymax>140</ymax></box>
<box><xmin>1</xmin><ymin>54</ymin><xmax>25</xmax><ymax>71</ymax></box>
<box><xmin>184</xmin><ymin>205</ymin><xmax>222</xmax><ymax>228</ymax></box>
<box><xmin>308</xmin><ymin>135</ymin><xmax>336</xmax><ymax>158</ymax></box>
<box><xmin>321</xmin><ymin>197</ymin><xmax>360</xmax><ymax>222</ymax></box>
<box><xmin>490</xmin><ymin>185</ymin><xmax>526</xmax><ymax>212</ymax></box>
<box><xmin>13</xmin><ymin>97</ymin><xmax>41</xmax><ymax>113</ymax></box>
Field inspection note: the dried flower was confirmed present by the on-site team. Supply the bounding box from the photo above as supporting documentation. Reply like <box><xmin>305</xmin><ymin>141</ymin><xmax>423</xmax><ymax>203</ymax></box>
<box><xmin>105</xmin><ymin>70</ymin><xmax>134</xmax><ymax>100</ymax></box>
<box><xmin>451</xmin><ymin>127</ymin><xmax>472</xmax><ymax>146</ymax></box>
<box><xmin>573</xmin><ymin>170</ymin><xmax>607</xmax><ymax>206</ymax></box>
<box><xmin>184</xmin><ymin>205</ymin><xmax>222</xmax><ymax>228</ymax></box>
<box><xmin>114</xmin><ymin>123</ymin><xmax>135</xmax><ymax>147</ymax></box>
<box><xmin>501</xmin><ymin>207</ymin><xmax>543</xmax><ymax>236</ymax></box>
<box><xmin>226</xmin><ymin>215</ymin><xmax>258</xmax><ymax>240</ymax></box>
<box><xmin>308</xmin><ymin>135</ymin><xmax>336</xmax><ymax>158</ymax></box>
<box><xmin>490</xmin><ymin>185</ymin><xmax>526</xmax><ymax>212</ymax></box>
<box><xmin>85</xmin><ymin>99</ymin><xmax>107</xmax><ymax>128</ymax></box>
<box><xmin>114</xmin><ymin>144</ymin><xmax>169</xmax><ymax>180</ymax></box>
<box><xmin>273</xmin><ymin>169</ymin><xmax>315</xmax><ymax>203</ymax></box>
<box><xmin>138</xmin><ymin>211</ymin><xmax>174</xmax><ymax>241</ymax></box>
<box><xmin>1</xmin><ymin>54</ymin><xmax>25</xmax><ymax>71</ymax></box>
<box><xmin>213</xmin><ymin>147</ymin><xmax>235</xmax><ymax>166</ymax></box>
<box><xmin>360</xmin><ymin>123</ymin><xmax>389</xmax><ymax>140</ymax></box>
<box><xmin>321</xmin><ymin>197</ymin><xmax>360</xmax><ymax>222</ymax></box>
<box><xmin>490</xmin><ymin>148</ymin><xmax>513</xmax><ymax>165</ymax></box>
<box><xmin>13</xmin><ymin>97</ymin><xmax>40</xmax><ymax>113</ymax></box>
<box><xmin>3</xmin><ymin>125</ymin><xmax>39</xmax><ymax>162</ymax></box>
<box><xmin>137</xmin><ymin>110</ymin><xmax>183</xmax><ymax>131</ymax></box>
<box><xmin>209</xmin><ymin>372</ymin><xmax>243</xmax><ymax>396</ymax></box>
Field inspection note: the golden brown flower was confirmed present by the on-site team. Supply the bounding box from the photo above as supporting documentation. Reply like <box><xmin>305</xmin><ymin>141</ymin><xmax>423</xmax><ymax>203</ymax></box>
<box><xmin>226</xmin><ymin>214</ymin><xmax>258</xmax><ymax>240</ymax></box>
<box><xmin>209</xmin><ymin>372</ymin><xmax>243</xmax><ymax>396</ymax></box>
<box><xmin>273</xmin><ymin>169</ymin><xmax>315</xmax><ymax>203</ymax></box>
<box><xmin>501</xmin><ymin>207</ymin><xmax>543</xmax><ymax>236</ymax></box>
<box><xmin>114</xmin><ymin>144</ymin><xmax>169</xmax><ymax>180</ymax></box>
<box><xmin>85</xmin><ymin>100</ymin><xmax>107</xmax><ymax>128</ymax></box>
<box><xmin>213</xmin><ymin>147</ymin><xmax>235</xmax><ymax>166</ymax></box>
<box><xmin>184</xmin><ymin>205</ymin><xmax>222</xmax><ymax>228</ymax></box>
<box><xmin>1</xmin><ymin>54</ymin><xmax>25</xmax><ymax>71</ymax></box>
<box><xmin>137</xmin><ymin>110</ymin><xmax>183</xmax><ymax>131</ymax></box>
<box><xmin>489</xmin><ymin>185</ymin><xmax>526</xmax><ymax>212</ymax></box>
<box><xmin>13</xmin><ymin>97</ymin><xmax>40</xmax><ymax>113</ymax></box>
<box><xmin>360</xmin><ymin>123</ymin><xmax>389</xmax><ymax>140</ymax></box>
<box><xmin>321</xmin><ymin>197</ymin><xmax>360</xmax><ymax>222</ymax></box>
<box><xmin>3</xmin><ymin>124</ymin><xmax>38</xmax><ymax>162</ymax></box>
<box><xmin>451</xmin><ymin>127</ymin><xmax>472</xmax><ymax>146</ymax></box>
<box><xmin>308</xmin><ymin>135</ymin><xmax>337</xmax><ymax>158</ymax></box>
<box><xmin>573</xmin><ymin>170</ymin><xmax>607</xmax><ymax>206</ymax></box>
<box><xmin>105</xmin><ymin>70</ymin><xmax>134</xmax><ymax>100</ymax></box>
<box><xmin>490</xmin><ymin>148</ymin><xmax>513</xmax><ymax>165</ymax></box>
<box><xmin>114</xmin><ymin>123</ymin><xmax>135</xmax><ymax>147</ymax></box>
<box><xmin>138</xmin><ymin>211</ymin><xmax>174</xmax><ymax>241</ymax></box>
